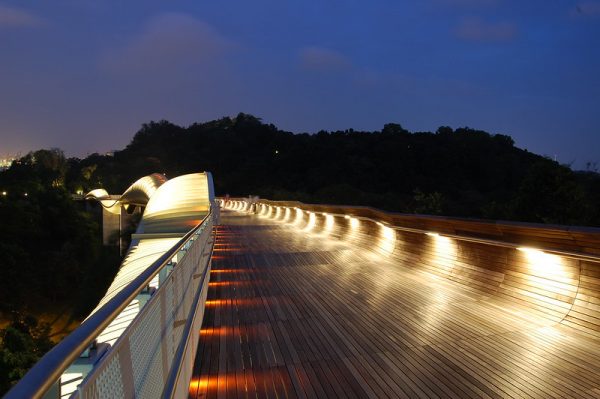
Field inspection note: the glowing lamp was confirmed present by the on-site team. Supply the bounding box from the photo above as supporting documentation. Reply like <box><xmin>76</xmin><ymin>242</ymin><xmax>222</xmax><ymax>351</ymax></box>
<box><xmin>517</xmin><ymin>247</ymin><xmax>543</xmax><ymax>255</ymax></box>
<box><xmin>304</xmin><ymin>212</ymin><xmax>316</xmax><ymax>231</ymax></box>
<box><xmin>324</xmin><ymin>214</ymin><xmax>334</xmax><ymax>231</ymax></box>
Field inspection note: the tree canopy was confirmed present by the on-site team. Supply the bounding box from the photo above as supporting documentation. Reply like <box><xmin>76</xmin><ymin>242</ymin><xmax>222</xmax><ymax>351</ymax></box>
<box><xmin>60</xmin><ymin>113</ymin><xmax>600</xmax><ymax>226</ymax></box>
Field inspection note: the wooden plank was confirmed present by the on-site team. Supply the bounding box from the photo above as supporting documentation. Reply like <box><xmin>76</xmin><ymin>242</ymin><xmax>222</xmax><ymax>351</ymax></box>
<box><xmin>189</xmin><ymin>209</ymin><xmax>600</xmax><ymax>398</ymax></box>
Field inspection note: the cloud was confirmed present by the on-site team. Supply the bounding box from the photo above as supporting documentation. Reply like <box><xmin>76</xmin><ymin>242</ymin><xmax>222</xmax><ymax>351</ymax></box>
<box><xmin>572</xmin><ymin>2</ymin><xmax>600</xmax><ymax>16</ymax></box>
<box><xmin>0</xmin><ymin>4</ymin><xmax>42</xmax><ymax>28</ymax></box>
<box><xmin>298</xmin><ymin>46</ymin><xmax>350</xmax><ymax>72</ymax></box>
<box><xmin>100</xmin><ymin>13</ymin><xmax>232</xmax><ymax>75</ymax></box>
<box><xmin>455</xmin><ymin>17</ymin><xmax>517</xmax><ymax>42</ymax></box>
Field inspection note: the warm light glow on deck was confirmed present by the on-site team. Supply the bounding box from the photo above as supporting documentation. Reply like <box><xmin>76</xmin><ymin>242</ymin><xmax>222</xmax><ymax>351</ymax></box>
<box><xmin>293</xmin><ymin>208</ymin><xmax>304</xmax><ymax>225</ymax></box>
<box><xmin>349</xmin><ymin>217</ymin><xmax>359</xmax><ymax>229</ymax></box>
<box><xmin>324</xmin><ymin>213</ymin><xmax>334</xmax><ymax>232</ymax></box>
<box><xmin>200</xmin><ymin>327</ymin><xmax>230</xmax><ymax>336</ymax></box>
<box><xmin>304</xmin><ymin>211</ymin><xmax>316</xmax><ymax>231</ymax></box>
<box><xmin>378</xmin><ymin>223</ymin><xmax>396</xmax><ymax>254</ymax></box>
<box><xmin>208</xmin><ymin>281</ymin><xmax>234</xmax><ymax>287</ymax></box>
<box><xmin>428</xmin><ymin>233</ymin><xmax>456</xmax><ymax>274</ymax></box>
<box><xmin>213</xmin><ymin>247</ymin><xmax>241</xmax><ymax>252</ymax></box>
<box><xmin>189</xmin><ymin>376</ymin><xmax>217</xmax><ymax>392</ymax></box>
<box><xmin>518</xmin><ymin>247</ymin><xmax>565</xmax><ymax>276</ymax></box>
<box><xmin>205</xmin><ymin>299</ymin><xmax>226</xmax><ymax>307</ymax></box>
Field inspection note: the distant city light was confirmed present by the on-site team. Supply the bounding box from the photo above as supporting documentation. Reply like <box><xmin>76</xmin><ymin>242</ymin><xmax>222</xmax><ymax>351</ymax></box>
<box><xmin>1</xmin><ymin>191</ymin><xmax>6</xmax><ymax>196</ymax></box>
<box><xmin>24</xmin><ymin>192</ymin><xmax>28</xmax><ymax>197</ymax></box>
<box><xmin>0</xmin><ymin>155</ymin><xmax>17</xmax><ymax>170</ymax></box>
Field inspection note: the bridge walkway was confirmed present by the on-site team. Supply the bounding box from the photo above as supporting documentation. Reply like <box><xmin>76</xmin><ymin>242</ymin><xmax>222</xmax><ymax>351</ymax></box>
<box><xmin>189</xmin><ymin>209</ymin><xmax>600</xmax><ymax>398</ymax></box>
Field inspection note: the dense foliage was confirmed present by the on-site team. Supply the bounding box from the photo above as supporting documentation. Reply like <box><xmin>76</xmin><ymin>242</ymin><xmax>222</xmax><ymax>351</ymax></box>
<box><xmin>0</xmin><ymin>150</ymin><xmax>120</xmax><ymax>316</ymax></box>
<box><xmin>68</xmin><ymin>113</ymin><xmax>600</xmax><ymax>226</ymax></box>
<box><xmin>0</xmin><ymin>314</ymin><xmax>53</xmax><ymax>393</ymax></box>
<box><xmin>0</xmin><ymin>149</ymin><xmax>120</xmax><ymax>394</ymax></box>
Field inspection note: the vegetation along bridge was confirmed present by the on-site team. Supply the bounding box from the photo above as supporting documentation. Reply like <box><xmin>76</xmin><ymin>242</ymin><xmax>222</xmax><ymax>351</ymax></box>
<box><xmin>7</xmin><ymin>172</ymin><xmax>600</xmax><ymax>398</ymax></box>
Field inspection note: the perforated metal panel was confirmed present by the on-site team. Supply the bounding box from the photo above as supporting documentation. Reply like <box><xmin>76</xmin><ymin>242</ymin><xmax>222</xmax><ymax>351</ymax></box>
<box><xmin>130</xmin><ymin>298</ymin><xmax>163</xmax><ymax>398</ymax></box>
<box><xmin>77</xmin><ymin>215</ymin><xmax>215</xmax><ymax>399</ymax></box>
<box><xmin>94</xmin><ymin>355</ymin><xmax>124</xmax><ymax>399</ymax></box>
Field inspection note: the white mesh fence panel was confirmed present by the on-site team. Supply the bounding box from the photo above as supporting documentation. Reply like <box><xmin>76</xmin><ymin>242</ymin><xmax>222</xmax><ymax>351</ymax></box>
<box><xmin>76</xmin><ymin>216</ymin><xmax>214</xmax><ymax>399</ymax></box>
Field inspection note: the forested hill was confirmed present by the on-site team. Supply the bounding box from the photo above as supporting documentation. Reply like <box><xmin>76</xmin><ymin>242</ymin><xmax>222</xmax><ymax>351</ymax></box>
<box><xmin>70</xmin><ymin>113</ymin><xmax>600</xmax><ymax>226</ymax></box>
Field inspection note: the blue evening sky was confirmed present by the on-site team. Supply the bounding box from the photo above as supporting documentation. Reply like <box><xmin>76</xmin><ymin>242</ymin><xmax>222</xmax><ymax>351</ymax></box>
<box><xmin>0</xmin><ymin>0</ymin><xmax>598</xmax><ymax>168</ymax></box>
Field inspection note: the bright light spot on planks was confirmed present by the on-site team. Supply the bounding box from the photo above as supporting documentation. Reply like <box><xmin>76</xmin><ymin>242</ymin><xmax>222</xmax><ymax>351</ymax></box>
<box><xmin>293</xmin><ymin>208</ymin><xmax>304</xmax><ymax>225</ymax></box>
<box><xmin>283</xmin><ymin>207</ymin><xmax>291</xmax><ymax>222</ymax></box>
<box><xmin>378</xmin><ymin>224</ymin><xmax>396</xmax><ymax>255</ymax></box>
<box><xmin>517</xmin><ymin>247</ymin><xmax>542</xmax><ymax>255</ymax></box>
<box><xmin>304</xmin><ymin>212</ymin><xmax>316</xmax><ymax>231</ymax></box>
<box><xmin>428</xmin><ymin>234</ymin><xmax>456</xmax><ymax>274</ymax></box>
<box><xmin>275</xmin><ymin>206</ymin><xmax>281</xmax><ymax>219</ymax></box>
<box><xmin>324</xmin><ymin>213</ymin><xmax>334</xmax><ymax>232</ymax></box>
<box><xmin>189</xmin><ymin>376</ymin><xmax>217</xmax><ymax>393</ymax></box>
<box><xmin>213</xmin><ymin>247</ymin><xmax>241</xmax><ymax>252</ymax></box>
<box><xmin>518</xmin><ymin>247</ymin><xmax>565</xmax><ymax>277</ymax></box>
<box><xmin>208</xmin><ymin>281</ymin><xmax>238</xmax><ymax>287</ymax></box>
<box><xmin>205</xmin><ymin>299</ymin><xmax>226</xmax><ymax>307</ymax></box>
<box><xmin>349</xmin><ymin>217</ymin><xmax>359</xmax><ymax>229</ymax></box>
<box><xmin>200</xmin><ymin>327</ymin><xmax>230</xmax><ymax>336</ymax></box>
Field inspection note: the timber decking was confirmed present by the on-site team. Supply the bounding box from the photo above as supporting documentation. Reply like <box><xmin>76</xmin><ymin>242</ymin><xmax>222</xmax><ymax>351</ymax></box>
<box><xmin>189</xmin><ymin>209</ymin><xmax>600</xmax><ymax>398</ymax></box>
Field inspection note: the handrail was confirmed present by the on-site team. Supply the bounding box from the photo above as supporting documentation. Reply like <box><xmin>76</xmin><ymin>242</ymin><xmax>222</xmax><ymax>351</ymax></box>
<box><xmin>161</xmin><ymin>230</ymin><xmax>214</xmax><ymax>399</ymax></box>
<box><xmin>5</xmin><ymin>210</ymin><xmax>213</xmax><ymax>399</ymax></box>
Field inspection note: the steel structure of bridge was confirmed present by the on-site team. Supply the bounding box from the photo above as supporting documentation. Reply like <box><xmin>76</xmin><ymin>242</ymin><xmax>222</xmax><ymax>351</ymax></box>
<box><xmin>7</xmin><ymin>173</ymin><xmax>600</xmax><ymax>399</ymax></box>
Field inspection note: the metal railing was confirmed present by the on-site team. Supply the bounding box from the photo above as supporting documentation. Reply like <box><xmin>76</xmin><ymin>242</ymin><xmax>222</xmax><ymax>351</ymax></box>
<box><xmin>6</xmin><ymin>207</ymin><xmax>219</xmax><ymax>399</ymax></box>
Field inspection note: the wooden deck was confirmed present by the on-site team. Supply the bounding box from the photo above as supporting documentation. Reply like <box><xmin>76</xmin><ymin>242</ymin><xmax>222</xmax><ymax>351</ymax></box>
<box><xmin>189</xmin><ymin>210</ymin><xmax>600</xmax><ymax>398</ymax></box>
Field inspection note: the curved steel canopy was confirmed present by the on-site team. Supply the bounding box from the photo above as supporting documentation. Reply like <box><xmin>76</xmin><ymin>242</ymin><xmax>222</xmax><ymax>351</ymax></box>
<box><xmin>84</xmin><ymin>172</ymin><xmax>214</xmax><ymax>345</ymax></box>
<box><xmin>84</xmin><ymin>173</ymin><xmax>167</xmax><ymax>214</ymax></box>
